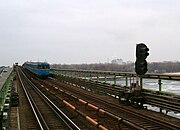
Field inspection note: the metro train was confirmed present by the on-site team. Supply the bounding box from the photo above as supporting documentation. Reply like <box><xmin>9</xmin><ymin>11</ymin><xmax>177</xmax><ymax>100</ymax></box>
<box><xmin>23</xmin><ymin>61</ymin><xmax>50</xmax><ymax>78</ymax></box>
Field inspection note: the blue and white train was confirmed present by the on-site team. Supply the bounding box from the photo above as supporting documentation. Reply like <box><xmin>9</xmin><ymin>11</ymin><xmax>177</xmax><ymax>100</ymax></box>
<box><xmin>23</xmin><ymin>61</ymin><xmax>50</xmax><ymax>78</ymax></box>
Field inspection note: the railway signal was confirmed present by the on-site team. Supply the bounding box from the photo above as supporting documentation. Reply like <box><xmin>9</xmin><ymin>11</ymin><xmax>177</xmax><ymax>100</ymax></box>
<box><xmin>135</xmin><ymin>43</ymin><xmax>149</xmax><ymax>75</ymax></box>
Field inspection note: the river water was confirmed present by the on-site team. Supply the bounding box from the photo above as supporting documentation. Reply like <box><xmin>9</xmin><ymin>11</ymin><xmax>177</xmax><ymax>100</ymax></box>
<box><xmin>143</xmin><ymin>79</ymin><xmax>180</xmax><ymax>94</ymax></box>
<box><xmin>104</xmin><ymin>78</ymin><xmax>180</xmax><ymax>95</ymax></box>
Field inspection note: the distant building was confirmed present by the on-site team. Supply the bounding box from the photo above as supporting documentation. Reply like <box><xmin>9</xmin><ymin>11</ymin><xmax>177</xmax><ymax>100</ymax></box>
<box><xmin>111</xmin><ymin>59</ymin><xmax>124</xmax><ymax>64</ymax></box>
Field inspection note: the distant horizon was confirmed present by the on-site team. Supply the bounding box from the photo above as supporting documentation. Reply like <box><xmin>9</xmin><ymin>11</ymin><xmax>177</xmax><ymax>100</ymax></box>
<box><xmin>1</xmin><ymin>60</ymin><xmax>180</xmax><ymax>67</ymax></box>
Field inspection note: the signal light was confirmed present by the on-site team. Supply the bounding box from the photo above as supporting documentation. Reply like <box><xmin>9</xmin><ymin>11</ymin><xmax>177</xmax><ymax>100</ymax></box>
<box><xmin>136</xmin><ymin>43</ymin><xmax>149</xmax><ymax>60</ymax></box>
<box><xmin>135</xmin><ymin>43</ymin><xmax>149</xmax><ymax>75</ymax></box>
<box><xmin>135</xmin><ymin>60</ymin><xmax>148</xmax><ymax>75</ymax></box>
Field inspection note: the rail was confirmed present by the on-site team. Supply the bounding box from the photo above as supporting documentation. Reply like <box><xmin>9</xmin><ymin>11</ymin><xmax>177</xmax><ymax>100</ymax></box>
<box><xmin>18</xmin><ymin>67</ymin><xmax>80</xmax><ymax>130</ymax></box>
<box><xmin>52</xmin><ymin>75</ymin><xmax>180</xmax><ymax>129</ymax></box>
<box><xmin>51</xmin><ymin>72</ymin><xmax>180</xmax><ymax>117</ymax></box>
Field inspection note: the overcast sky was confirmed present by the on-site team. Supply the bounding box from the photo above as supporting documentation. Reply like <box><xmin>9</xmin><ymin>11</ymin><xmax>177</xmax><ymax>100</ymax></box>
<box><xmin>0</xmin><ymin>0</ymin><xmax>180</xmax><ymax>66</ymax></box>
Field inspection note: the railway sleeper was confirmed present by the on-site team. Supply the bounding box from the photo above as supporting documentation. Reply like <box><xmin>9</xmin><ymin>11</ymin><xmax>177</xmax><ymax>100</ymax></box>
<box><xmin>143</xmin><ymin>92</ymin><xmax>180</xmax><ymax>103</ymax></box>
<box><xmin>144</xmin><ymin>95</ymin><xmax>180</xmax><ymax>107</ymax></box>
<box><xmin>145</xmin><ymin>100</ymin><xmax>180</xmax><ymax>113</ymax></box>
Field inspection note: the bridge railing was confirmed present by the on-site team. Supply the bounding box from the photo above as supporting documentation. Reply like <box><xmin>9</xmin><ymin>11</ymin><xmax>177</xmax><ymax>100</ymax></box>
<box><xmin>50</xmin><ymin>69</ymin><xmax>180</xmax><ymax>96</ymax></box>
<box><xmin>0</xmin><ymin>69</ymin><xmax>14</xmax><ymax>110</ymax></box>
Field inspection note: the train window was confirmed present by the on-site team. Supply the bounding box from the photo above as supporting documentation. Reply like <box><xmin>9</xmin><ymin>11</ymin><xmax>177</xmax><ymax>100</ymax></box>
<box><xmin>46</xmin><ymin>65</ymin><xmax>49</xmax><ymax>69</ymax></box>
<box><xmin>38</xmin><ymin>65</ymin><xmax>41</xmax><ymax>69</ymax></box>
<box><xmin>42</xmin><ymin>65</ymin><xmax>49</xmax><ymax>69</ymax></box>
<box><xmin>37</xmin><ymin>64</ymin><xmax>49</xmax><ymax>69</ymax></box>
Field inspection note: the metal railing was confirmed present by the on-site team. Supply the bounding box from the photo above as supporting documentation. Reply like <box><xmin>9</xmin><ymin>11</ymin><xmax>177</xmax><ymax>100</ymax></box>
<box><xmin>0</xmin><ymin>69</ymin><xmax>14</xmax><ymax>110</ymax></box>
<box><xmin>50</xmin><ymin>69</ymin><xmax>180</xmax><ymax>95</ymax></box>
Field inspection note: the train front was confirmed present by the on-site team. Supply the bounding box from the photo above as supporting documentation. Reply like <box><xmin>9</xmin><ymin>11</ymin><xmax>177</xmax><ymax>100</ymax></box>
<box><xmin>37</xmin><ymin>62</ymin><xmax>50</xmax><ymax>78</ymax></box>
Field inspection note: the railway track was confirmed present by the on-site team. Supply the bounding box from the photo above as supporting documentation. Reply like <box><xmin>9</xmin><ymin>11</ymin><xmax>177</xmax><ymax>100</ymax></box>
<box><xmin>22</xmin><ymin>67</ymin><xmax>142</xmax><ymax>129</ymax></box>
<box><xmin>58</xmin><ymin>75</ymin><xmax>180</xmax><ymax>113</ymax></box>
<box><xmin>17</xmin><ymin>67</ymin><xmax>80</xmax><ymax>130</ymax></box>
<box><xmin>32</xmin><ymin>79</ymin><xmax>134</xmax><ymax>129</ymax></box>
<box><xmin>143</xmin><ymin>89</ymin><xmax>180</xmax><ymax>113</ymax></box>
<box><xmin>22</xmin><ymin>68</ymin><xmax>118</xmax><ymax>129</ymax></box>
<box><xmin>16</xmin><ymin>68</ymin><xmax>41</xmax><ymax>129</ymax></box>
<box><xmin>48</xmin><ymin>75</ymin><xmax>180</xmax><ymax>130</ymax></box>
<box><xmin>20</xmin><ymin>67</ymin><xmax>180</xmax><ymax>129</ymax></box>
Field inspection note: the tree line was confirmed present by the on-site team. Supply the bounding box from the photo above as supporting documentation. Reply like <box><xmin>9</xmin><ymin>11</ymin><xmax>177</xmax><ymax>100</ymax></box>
<box><xmin>51</xmin><ymin>61</ymin><xmax>180</xmax><ymax>73</ymax></box>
